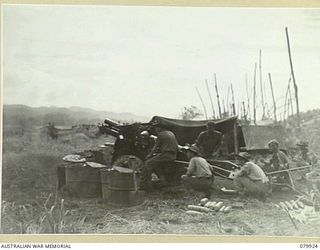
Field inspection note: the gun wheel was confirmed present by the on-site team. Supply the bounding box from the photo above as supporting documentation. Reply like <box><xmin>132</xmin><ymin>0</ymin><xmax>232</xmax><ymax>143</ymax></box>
<box><xmin>113</xmin><ymin>155</ymin><xmax>144</xmax><ymax>173</ymax></box>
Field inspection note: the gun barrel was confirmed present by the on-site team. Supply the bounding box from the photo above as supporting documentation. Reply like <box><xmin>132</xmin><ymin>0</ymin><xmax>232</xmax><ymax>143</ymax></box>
<box><xmin>104</xmin><ymin>118</ymin><xmax>122</xmax><ymax>127</ymax></box>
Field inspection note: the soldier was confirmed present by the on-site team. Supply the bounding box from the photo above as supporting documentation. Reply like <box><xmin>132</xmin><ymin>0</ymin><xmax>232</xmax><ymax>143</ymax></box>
<box><xmin>140</xmin><ymin>125</ymin><xmax>178</xmax><ymax>191</ymax></box>
<box><xmin>295</xmin><ymin>141</ymin><xmax>318</xmax><ymax>167</ymax></box>
<box><xmin>181</xmin><ymin>144</ymin><xmax>214</xmax><ymax>198</ymax></box>
<box><xmin>135</xmin><ymin>130</ymin><xmax>156</xmax><ymax>160</ymax></box>
<box><xmin>261</xmin><ymin>139</ymin><xmax>292</xmax><ymax>187</ymax></box>
<box><xmin>234</xmin><ymin>153</ymin><xmax>271</xmax><ymax>201</ymax></box>
<box><xmin>294</xmin><ymin>141</ymin><xmax>319</xmax><ymax>181</ymax></box>
<box><xmin>195</xmin><ymin>121</ymin><xmax>223</xmax><ymax>159</ymax></box>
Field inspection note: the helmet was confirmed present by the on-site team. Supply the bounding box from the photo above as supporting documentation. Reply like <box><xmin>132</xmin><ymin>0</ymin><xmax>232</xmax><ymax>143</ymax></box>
<box><xmin>268</xmin><ymin>139</ymin><xmax>279</xmax><ymax>147</ymax></box>
<box><xmin>239</xmin><ymin>152</ymin><xmax>251</xmax><ymax>160</ymax></box>
<box><xmin>140</xmin><ymin>130</ymin><xmax>150</xmax><ymax>137</ymax></box>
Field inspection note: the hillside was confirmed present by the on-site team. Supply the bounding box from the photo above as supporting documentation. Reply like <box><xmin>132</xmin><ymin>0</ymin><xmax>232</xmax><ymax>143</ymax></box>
<box><xmin>2</xmin><ymin>104</ymin><xmax>150</xmax><ymax>127</ymax></box>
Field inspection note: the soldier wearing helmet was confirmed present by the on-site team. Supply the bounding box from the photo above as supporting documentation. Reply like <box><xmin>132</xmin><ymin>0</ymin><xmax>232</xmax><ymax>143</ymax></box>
<box><xmin>295</xmin><ymin>141</ymin><xmax>318</xmax><ymax>167</ymax></box>
<box><xmin>266</xmin><ymin>139</ymin><xmax>290</xmax><ymax>171</ymax></box>
<box><xmin>233</xmin><ymin>152</ymin><xmax>271</xmax><ymax>201</ymax></box>
<box><xmin>135</xmin><ymin>130</ymin><xmax>156</xmax><ymax>160</ymax></box>
<box><xmin>294</xmin><ymin>140</ymin><xmax>319</xmax><ymax>181</ymax></box>
<box><xmin>260</xmin><ymin>139</ymin><xmax>291</xmax><ymax>186</ymax></box>
<box><xmin>181</xmin><ymin>144</ymin><xmax>214</xmax><ymax>198</ymax></box>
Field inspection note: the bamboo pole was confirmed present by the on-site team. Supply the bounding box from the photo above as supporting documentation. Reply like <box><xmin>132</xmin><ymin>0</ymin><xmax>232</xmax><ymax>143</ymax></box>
<box><xmin>205</xmin><ymin>79</ymin><xmax>215</xmax><ymax>119</ymax></box>
<box><xmin>283</xmin><ymin>76</ymin><xmax>291</xmax><ymax>122</ymax></box>
<box><xmin>259</xmin><ymin>49</ymin><xmax>266</xmax><ymax>119</ymax></box>
<box><xmin>253</xmin><ymin>63</ymin><xmax>257</xmax><ymax>124</ymax></box>
<box><xmin>285</xmin><ymin>27</ymin><xmax>300</xmax><ymax>126</ymax></box>
<box><xmin>222</xmin><ymin>99</ymin><xmax>226</xmax><ymax>117</ymax></box>
<box><xmin>242</xmin><ymin>101</ymin><xmax>247</xmax><ymax>120</ymax></box>
<box><xmin>288</xmin><ymin>82</ymin><xmax>295</xmax><ymax>118</ymax></box>
<box><xmin>226</xmin><ymin>85</ymin><xmax>231</xmax><ymax>115</ymax></box>
<box><xmin>245</xmin><ymin>73</ymin><xmax>251</xmax><ymax>119</ymax></box>
<box><xmin>196</xmin><ymin>86</ymin><xmax>208</xmax><ymax>120</ymax></box>
<box><xmin>231</xmin><ymin>83</ymin><xmax>236</xmax><ymax>116</ymax></box>
<box><xmin>214</xmin><ymin>73</ymin><xmax>222</xmax><ymax>118</ymax></box>
<box><xmin>268</xmin><ymin>73</ymin><xmax>277</xmax><ymax>122</ymax></box>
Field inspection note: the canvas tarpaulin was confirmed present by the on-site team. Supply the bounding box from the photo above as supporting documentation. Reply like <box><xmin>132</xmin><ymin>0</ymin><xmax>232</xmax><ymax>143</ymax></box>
<box><xmin>149</xmin><ymin>116</ymin><xmax>242</xmax><ymax>153</ymax></box>
<box><xmin>241</xmin><ymin>125</ymin><xmax>286</xmax><ymax>150</ymax></box>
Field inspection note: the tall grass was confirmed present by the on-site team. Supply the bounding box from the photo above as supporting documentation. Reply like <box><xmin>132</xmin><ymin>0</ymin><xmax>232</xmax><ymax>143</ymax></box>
<box><xmin>1</xmin><ymin>131</ymin><xmax>108</xmax><ymax>233</ymax></box>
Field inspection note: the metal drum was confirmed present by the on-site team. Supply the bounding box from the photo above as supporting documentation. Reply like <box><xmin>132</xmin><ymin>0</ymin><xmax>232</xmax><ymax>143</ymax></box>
<box><xmin>64</xmin><ymin>162</ymin><xmax>106</xmax><ymax>198</ymax></box>
<box><xmin>100</xmin><ymin>165</ymin><xmax>144</xmax><ymax>206</ymax></box>
<box><xmin>100</xmin><ymin>168</ymin><xmax>111</xmax><ymax>201</ymax></box>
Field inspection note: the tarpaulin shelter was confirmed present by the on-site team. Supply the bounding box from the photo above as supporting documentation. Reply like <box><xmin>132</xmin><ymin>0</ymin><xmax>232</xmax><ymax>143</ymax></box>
<box><xmin>150</xmin><ymin>116</ymin><xmax>245</xmax><ymax>154</ymax></box>
<box><xmin>240</xmin><ymin>124</ymin><xmax>286</xmax><ymax>151</ymax></box>
<box><xmin>150</xmin><ymin>116</ymin><xmax>287</xmax><ymax>153</ymax></box>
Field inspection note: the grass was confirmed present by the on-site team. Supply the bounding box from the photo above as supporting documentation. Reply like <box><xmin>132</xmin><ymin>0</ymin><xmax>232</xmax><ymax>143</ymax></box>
<box><xmin>1</xmin><ymin>131</ymin><xmax>109</xmax><ymax>233</ymax></box>
<box><xmin>2</xmin><ymin>130</ymin><xmax>320</xmax><ymax>236</ymax></box>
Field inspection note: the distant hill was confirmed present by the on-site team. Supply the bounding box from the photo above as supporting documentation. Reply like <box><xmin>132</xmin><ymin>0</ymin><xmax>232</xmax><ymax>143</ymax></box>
<box><xmin>3</xmin><ymin>104</ymin><xmax>150</xmax><ymax>127</ymax></box>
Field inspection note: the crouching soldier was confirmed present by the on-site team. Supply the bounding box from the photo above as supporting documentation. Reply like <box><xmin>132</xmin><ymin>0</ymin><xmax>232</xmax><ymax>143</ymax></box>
<box><xmin>260</xmin><ymin>139</ymin><xmax>293</xmax><ymax>188</ymax></box>
<box><xmin>295</xmin><ymin>141</ymin><xmax>318</xmax><ymax>167</ymax></box>
<box><xmin>295</xmin><ymin>140</ymin><xmax>319</xmax><ymax>181</ymax></box>
<box><xmin>234</xmin><ymin>153</ymin><xmax>272</xmax><ymax>201</ymax></box>
<box><xmin>181</xmin><ymin>145</ymin><xmax>214</xmax><ymax>198</ymax></box>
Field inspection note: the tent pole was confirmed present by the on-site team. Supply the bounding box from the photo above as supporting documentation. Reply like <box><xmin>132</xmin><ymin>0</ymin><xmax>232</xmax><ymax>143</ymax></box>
<box><xmin>205</xmin><ymin>79</ymin><xmax>215</xmax><ymax>119</ymax></box>
<box><xmin>196</xmin><ymin>86</ymin><xmax>208</xmax><ymax>120</ymax></box>
<box><xmin>285</xmin><ymin>27</ymin><xmax>300</xmax><ymax>127</ymax></box>
<box><xmin>268</xmin><ymin>73</ymin><xmax>277</xmax><ymax>122</ymax></box>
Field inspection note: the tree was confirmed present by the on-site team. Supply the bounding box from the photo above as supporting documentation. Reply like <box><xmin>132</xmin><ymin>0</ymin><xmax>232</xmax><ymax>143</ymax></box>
<box><xmin>180</xmin><ymin>106</ymin><xmax>202</xmax><ymax>120</ymax></box>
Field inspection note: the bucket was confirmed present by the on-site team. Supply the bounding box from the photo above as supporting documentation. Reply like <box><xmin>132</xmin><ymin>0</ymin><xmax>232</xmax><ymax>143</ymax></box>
<box><xmin>100</xmin><ymin>166</ymin><xmax>144</xmax><ymax>206</ymax></box>
<box><xmin>65</xmin><ymin>163</ymin><xmax>105</xmax><ymax>198</ymax></box>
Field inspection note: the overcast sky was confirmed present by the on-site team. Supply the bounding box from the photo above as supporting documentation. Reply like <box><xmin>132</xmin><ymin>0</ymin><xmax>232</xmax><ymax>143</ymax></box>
<box><xmin>3</xmin><ymin>5</ymin><xmax>320</xmax><ymax>119</ymax></box>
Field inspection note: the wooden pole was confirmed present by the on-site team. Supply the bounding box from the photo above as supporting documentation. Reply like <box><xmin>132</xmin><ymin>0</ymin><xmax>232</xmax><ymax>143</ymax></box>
<box><xmin>214</xmin><ymin>73</ymin><xmax>222</xmax><ymax>118</ymax></box>
<box><xmin>231</xmin><ymin>83</ymin><xmax>236</xmax><ymax>116</ymax></box>
<box><xmin>285</xmin><ymin>27</ymin><xmax>300</xmax><ymax>126</ymax></box>
<box><xmin>226</xmin><ymin>85</ymin><xmax>230</xmax><ymax>115</ymax></box>
<box><xmin>259</xmin><ymin>49</ymin><xmax>266</xmax><ymax>119</ymax></box>
<box><xmin>253</xmin><ymin>63</ymin><xmax>257</xmax><ymax>124</ymax></box>
<box><xmin>196</xmin><ymin>86</ymin><xmax>208</xmax><ymax>120</ymax></box>
<box><xmin>245</xmin><ymin>73</ymin><xmax>251</xmax><ymax>119</ymax></box>
<box><xmin>283</xmin><ymin>76</ymin><xmax>291</xmax><ymax>122</ymax></box>
<box><xmin>205</xmin><ymin>79</ymin><xmax>215</xmax><ymax>119</ymax></box>
<box><xmin>242</xmin><ymin>101</ymin><xmax>247</xmax><ymax>120</ymax></box>
<box><xmin>288</xmin><ymin>83</ymin><xmax>295</xmax><ymax>118</ymax></box>
<box><xmin>222</xmin><ymin>99</ymin><xmax>226</xmax><ymax>117</ymax></box>
<box><xmin>268</xmin><ymin>73</ymin><xmax>277</xmax><ymax>122</ymax></box>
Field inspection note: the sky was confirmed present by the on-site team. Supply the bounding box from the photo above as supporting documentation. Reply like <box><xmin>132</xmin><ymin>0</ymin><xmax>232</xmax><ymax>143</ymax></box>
<box><xmin>3</xmin><ymin>5</ymin><xmax>320</xmax><ymax>120</ymax></box>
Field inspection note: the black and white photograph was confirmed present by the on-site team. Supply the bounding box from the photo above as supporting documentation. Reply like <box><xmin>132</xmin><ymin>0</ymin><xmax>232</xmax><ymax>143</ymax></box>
<box><xmin>2</xmin><ymin>3</ymin><xmax>320</xmax><ymax>237</ymax></box>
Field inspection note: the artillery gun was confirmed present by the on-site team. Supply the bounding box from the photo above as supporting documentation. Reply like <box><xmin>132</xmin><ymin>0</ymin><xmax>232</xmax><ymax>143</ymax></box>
<box><xmin>99</xmin><ymin>116</ymin><xmax>246</xmax><ymax>188</ymax></box>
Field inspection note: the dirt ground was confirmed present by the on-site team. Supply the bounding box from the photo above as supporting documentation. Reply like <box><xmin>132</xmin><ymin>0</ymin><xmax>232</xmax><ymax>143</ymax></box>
<box><xmin>2</xmin><ymin>131</ymin><xmax>320</xmax><ymax>236</ymax></box>
<box><xmin>49</xmin><ymin>178</ymin><xmax>318</xmax><ymax>236</ymax></box>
